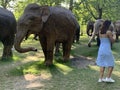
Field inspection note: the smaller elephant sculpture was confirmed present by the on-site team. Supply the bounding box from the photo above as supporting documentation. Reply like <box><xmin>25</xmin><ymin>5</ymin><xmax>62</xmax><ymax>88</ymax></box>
<box><xmin>14</xmin><ymin>3</ymin><xmax>78</xmax><ymax>66</ymax></box>
<box><xmin>0</xmin><ymin>7</ymin><xmax>16</xmax><ymax>59</ymax></box>
<box><xmin>114</xmin><ymin>20</ymin><xmax>120</xmax><ymax>41</ymax></box>
<box><xmin>88</xmin><ymin>19</ymin><xmax>115</xmax><ymax>47</ymax></box>
<box><xmin>86</xmin><ymin>20</ymin><xmax>95</xmax><ymax>36</ymax></box>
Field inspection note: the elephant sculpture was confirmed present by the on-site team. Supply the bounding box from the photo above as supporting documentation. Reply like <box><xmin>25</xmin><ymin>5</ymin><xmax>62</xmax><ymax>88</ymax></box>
<box><xmin>114</xmin><ymin>20</ymin><xmax>120</xmax><ymax>41</ymax></box>
<box><xmin>0</xmin><ymin>7</ymin><xmax>16</xmax><ymax>59</ymax></box>
<box><xmin>14</xmin><ymin>3</ymin><xmax>78</xmax><ymax>66</ymax></box>
<box><xmin>86</xmin><ymin>21</ymin><xmax>94</xmax><ymax>36</ymax></box>
<box><xmin>88</xmin><ymin>19</ymin><xmax>115</xmax><ymax>47</ymax></box>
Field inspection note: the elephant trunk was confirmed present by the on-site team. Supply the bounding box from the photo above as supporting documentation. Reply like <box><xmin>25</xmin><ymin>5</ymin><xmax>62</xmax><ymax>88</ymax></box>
<box><xmin>87</xmin><ymin>29</ymin><xmax>91</xmax><ymax>36</ymax></box>
<box><xmin>87</xmin><ymin>26</ymin><xmax>93</xmax><ymax>36</ymax></box>
<box><xmin>14</xmin><ymin>30</ymin><xmax>37</xmax><ymax>53</ymax></box>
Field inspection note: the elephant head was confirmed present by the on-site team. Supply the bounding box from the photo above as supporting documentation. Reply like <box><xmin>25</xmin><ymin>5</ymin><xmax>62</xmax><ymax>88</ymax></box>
<box><xmin>88</xmin><ymin>19</ymin><xmax>104</xmax><ymax>47</ymax></box>
<box><xmin>88</xmin><ymin>19</ymin><xmax>115</xmax><ymax>47</ymax></box>
<box><xmin>14</xmin><ymin>3</ymin><xmax>50</xmax><ymax>53</ymax></box>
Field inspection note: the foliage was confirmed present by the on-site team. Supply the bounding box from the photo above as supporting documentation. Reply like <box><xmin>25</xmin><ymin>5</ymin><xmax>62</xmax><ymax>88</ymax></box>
<box><xmin>0</xmin><ymin>0</ymin><xmax>16</xmax><ymax>9</ymax></box>
<box><xmin>72</xmin><ymin>0</ymin><xmax>120</xmax><ymax>24</ymax></box>
<box><xmin>1</xmin><ymin>0</ymin><xmax>120</xmax><ymax>23</ymax></box>
<box><xmin>102</xmin><ymin>0</ymin><xmax>120</xmax><ymax>21</ymax></box>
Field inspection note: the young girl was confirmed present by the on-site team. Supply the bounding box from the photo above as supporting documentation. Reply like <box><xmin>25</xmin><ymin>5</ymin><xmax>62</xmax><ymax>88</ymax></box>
<box><xmin>96</xmin><ymin>20</ymin><xmax>116</xmax><ymax>82</ymax></box>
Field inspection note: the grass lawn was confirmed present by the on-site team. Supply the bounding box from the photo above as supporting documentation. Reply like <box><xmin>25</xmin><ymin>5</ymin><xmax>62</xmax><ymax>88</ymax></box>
<box><xmin>0</xmin><ymin>34</ymin><xmax>120</xmax><ymax>90</ymax></box>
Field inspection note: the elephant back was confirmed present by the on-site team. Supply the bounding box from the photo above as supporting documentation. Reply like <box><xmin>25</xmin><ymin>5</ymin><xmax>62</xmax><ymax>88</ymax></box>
<box><xmin>23</xmin><ymin>3</ymin><xmax>40</xmax><ymax>14</ymax></box>
<box><xmin>50</xmin><ymin>6</ymin><xmax>73</xmax><ymax>15</ymax></box>
<box><xmin>0</xmin><ymin>7</ymin><xmax>14</xmax><ymax>17</ymax></box>
<box><xmin>0</xmin><ymin>7</ymin><xmax>16</xmax><ymax>34</ymax></box>
<box><xmin>93</xmin><ymin>19</ymin><xmax>104</xmax><ymax>34</ymax></box>
<box><xmin>50</xmin><ymin>6</ymin><xmax>77</xmax><ymax>26</ymax></box>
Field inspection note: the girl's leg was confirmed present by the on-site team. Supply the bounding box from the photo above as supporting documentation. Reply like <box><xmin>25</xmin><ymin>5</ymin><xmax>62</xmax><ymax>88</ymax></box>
<box><xmin>105</xmin><ymin>67</ymin><xmax>115</xmax><ymax>82</ymax></box>
<box><xmin>107</xmin><ymin>66</ymin><xmax>114</xmax><ymax>78</ymax></box>
<box><xmin>99</xmin><ymin>67</ymin><xmax>105</xmax><ymax>79</ymax></box>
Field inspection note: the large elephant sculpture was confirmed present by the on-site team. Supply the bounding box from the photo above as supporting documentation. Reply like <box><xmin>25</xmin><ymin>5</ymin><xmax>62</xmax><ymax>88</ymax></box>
<box><xmin>14</xmin><ymin>3</ymin><xmax>78</xmax><ymax>66</ymax></box>
<box><xmin>86</xmin><ymin>21</ymin><xmax>94</xmax><ymax>36</ymax></box>
<box><xmin>114</xmin><ymin>20</ymin><xmax>120</xmax><ymax>41</ymax></box>
<box><xmin>0</xmin><ymin>7</ymin><xmax>16</xmax><ymax>59</ymax></box>
<box><xmin>88</xmin><ymin>19</ymin><xmax>115</xmax><ymax>47</ymax></box>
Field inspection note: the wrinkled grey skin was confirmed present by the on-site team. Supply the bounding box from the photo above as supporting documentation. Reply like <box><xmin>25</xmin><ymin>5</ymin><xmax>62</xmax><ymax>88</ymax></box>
<box><xmin>114</xmin><ymin>20</ymin><xmax>120</xmax><ymax>41</ymax></box>
<box><xmin>88</xmin><ymin>19</ymin><xmax>115</xmax><ymax>47</ymax></box>
<box><xmin>0</xmin><ymin>7</ymin><xmax>16</xmax><ymax>59</ymax></box>
<box><xmin>14</xmin><ymin>3</ymin><xmax>78</xmax><ymax>66</ymax></box>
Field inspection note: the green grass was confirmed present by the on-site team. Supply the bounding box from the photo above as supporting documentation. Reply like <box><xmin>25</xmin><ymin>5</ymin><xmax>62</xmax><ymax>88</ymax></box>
<box><xmin>0</xmin><ymin>34</ymin><xmax>120</xmax><ymax>90</ymax></box>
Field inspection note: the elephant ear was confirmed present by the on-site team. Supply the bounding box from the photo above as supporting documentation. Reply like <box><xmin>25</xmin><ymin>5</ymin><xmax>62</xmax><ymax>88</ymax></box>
<box><xmin>41</xmin><ymin>6</ymin><xmax>51</xmax><ymax>23</ymax></box>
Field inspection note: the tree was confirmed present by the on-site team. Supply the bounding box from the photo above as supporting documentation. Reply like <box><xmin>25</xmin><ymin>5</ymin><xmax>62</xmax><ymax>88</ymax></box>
<box><xmin>0</xmin><ymin>0</ymin><xmax>15</xmax><ymax>9</ymax></box>
<box><xmin>6</xmin><ymin>0</ymin><xmax>120</xmax><ymax>22</ymax></box>
<box><xmin>82</xmin><ymin>0</ymin><xmax>120</xmax><ymax>21</ymax></box>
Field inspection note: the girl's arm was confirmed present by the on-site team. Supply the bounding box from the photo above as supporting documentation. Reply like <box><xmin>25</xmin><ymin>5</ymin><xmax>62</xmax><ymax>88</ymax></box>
<box><xmin>106</xmin><ymin>31</ymin><xmax>116</xmax><ymax>43</ymax></box>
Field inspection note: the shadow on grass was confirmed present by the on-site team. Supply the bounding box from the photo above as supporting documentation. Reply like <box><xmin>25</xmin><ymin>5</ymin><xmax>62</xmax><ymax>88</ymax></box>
<box><xmin>0</xmin><ymin>57</ymin><xmax>15</xmax><ymax>63</ymax></box>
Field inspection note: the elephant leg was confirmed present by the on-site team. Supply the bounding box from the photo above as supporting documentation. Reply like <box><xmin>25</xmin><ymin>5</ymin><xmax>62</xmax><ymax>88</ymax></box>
<box><xmin>1</xmin><ymin>36</ymin><xmax>14</xmax><ymax>59</ymax></box>
<box><xmin>40</xmin><ymin>38</ymin><xmax>54</xmax><ymax>66</ymax></box>
<box><xmin>39</xmin><ymin>38</ymin><xmax>47</xmax><ymax>61</ymax></box>
<box><xmin>45</xmin><ymin>49</ymin><xmax>54</xmax><ymax>66</ymax></box>
<box><xmin>62</xmin><ymin>42</ymin><xmax>72</xmax><ymax>62</ymax></box>
<box><xmin>76</xmin><ymin>33</ymin><xmax>80</xmax><ymax>43</ymax></box>
<box><xmin>96</xmin><ymin>35</ymin><xmax>100</xmax><ymax>46</ymax></box>
<box><xmin>2</xmin><ymin>45</ymin><xmax>13</xmax><ymax>59</ymax></box>
<box><xmin>45</xmin><ymin>42</ymin><xmax>54</xmax><ymax>66</ymax></box>
<box><xmin>54</xmin><ymin>42</ymin><xmax>60</xmax><ymax>56</ymax></box>
<box><xmin>116</xmin><ymin>34</ymin><xmax>119</xmax><ymax>42</ymax></box>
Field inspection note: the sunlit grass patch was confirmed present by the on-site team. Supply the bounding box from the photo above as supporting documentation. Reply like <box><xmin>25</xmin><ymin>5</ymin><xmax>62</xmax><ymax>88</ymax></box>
<box><xmin>88</xmin><ymin>65</ymin><xmax>99</xmax><ymax>71</ymax></box>
<box><xmin>23</xmin><ymin>60</ymin><xmax>46</xmax><ymax>74</ymax></box>
<box><xmin>12</xmin><ymin>56</ymin><xmax>21</xmax><ymax>61</ymax></box>
<box><xmin>55</xmin><ymin>63</ymin><xmax>73</xmax><ymax>75</ymax></box>
<box><xmin>8</xmin><ymin>59</ymin><xmax>45</xmax><ymax>75</ymax></box>
<box><xmin>113</xmin><ymin>71</ymin><xmax>120</xmax><ymax>77</ymax></box>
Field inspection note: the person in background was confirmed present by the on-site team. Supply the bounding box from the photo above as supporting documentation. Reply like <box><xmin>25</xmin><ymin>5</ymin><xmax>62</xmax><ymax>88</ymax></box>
<box><xmin>96</xmin><ymin>20</ymin><xmax>116</xmax><ymax>83</ymax></box>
